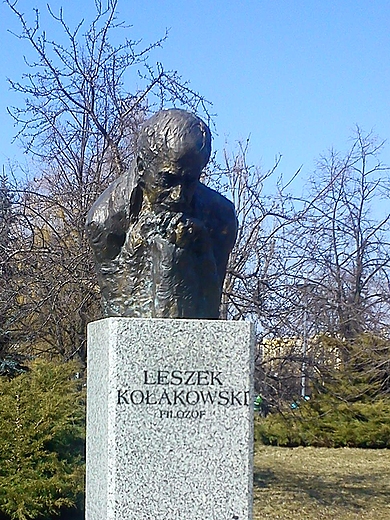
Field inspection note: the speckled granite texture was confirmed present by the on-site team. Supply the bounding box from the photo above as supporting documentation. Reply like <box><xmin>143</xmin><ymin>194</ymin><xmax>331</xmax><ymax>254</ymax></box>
<box><xmin>86</xmin><ymin>318</ymin><xmax>254</xmax><ymax>520</ymax></box>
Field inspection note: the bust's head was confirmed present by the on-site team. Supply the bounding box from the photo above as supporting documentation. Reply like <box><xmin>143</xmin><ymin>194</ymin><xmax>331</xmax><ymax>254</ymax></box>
<box><xmin>136</xmin><ymin>109</ymin><xmax>211</xmax><ymax>210</ymax></box>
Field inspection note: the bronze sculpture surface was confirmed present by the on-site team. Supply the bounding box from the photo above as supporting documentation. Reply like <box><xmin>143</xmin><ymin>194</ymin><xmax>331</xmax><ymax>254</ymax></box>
<box><xmin>86</xmin><ymin>109</ymin><xmax>237</xmax><ymax>319</ymax></box>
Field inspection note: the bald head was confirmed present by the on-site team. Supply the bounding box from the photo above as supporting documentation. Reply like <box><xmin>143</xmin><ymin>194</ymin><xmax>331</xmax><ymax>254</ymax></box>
<box><xmin>136</xmin><ymin>109</ymin><xmax>211</xmax><ymax>211</ymax></box>
<box><xmin>137</xmin><ymin>109</ymin><xmax>211</xmax><ymax>174</ymax></box>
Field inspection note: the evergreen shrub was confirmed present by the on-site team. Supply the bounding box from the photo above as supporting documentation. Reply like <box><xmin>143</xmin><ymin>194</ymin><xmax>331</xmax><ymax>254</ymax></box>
<box><xmin>255</xmin><ymin>397</ymin><xmax>390</xmax><ymax>448</ymax></box>
<box><xmin>255</xmin><ymin>334</ymin><xmax>390</xmax><ymax>448</ymax></box>
<box><xmin>0</xmin><ymin>359</ymin><xmax>85</xmax><ymax>519</ymax></box>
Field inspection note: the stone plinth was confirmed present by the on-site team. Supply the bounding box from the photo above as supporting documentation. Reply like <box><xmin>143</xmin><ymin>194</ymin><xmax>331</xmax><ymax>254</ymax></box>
<box><xmin>86</xmin><ymin>318</ymin><xmax>254</xmax><ymax>520</ymax></box>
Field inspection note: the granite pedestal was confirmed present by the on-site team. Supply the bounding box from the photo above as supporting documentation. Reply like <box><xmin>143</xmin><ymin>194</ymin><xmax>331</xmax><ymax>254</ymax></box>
<box><xmin>86</xmin><ymin>318</ymin><xmax>254</xmax><ymax>520</ymax></box>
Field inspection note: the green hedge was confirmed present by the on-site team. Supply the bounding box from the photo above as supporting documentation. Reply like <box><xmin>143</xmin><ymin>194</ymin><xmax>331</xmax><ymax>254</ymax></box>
<box><xmin>0</xmin><ymin>360</ymin><xmax>85</xmax><ymax>520</ymax></box>
<box><xmin>255</xmin><ymin>397</ymin><xmax>390</xmax><ymax>448</ymax></box>
<box><xmin>256</xmin><ymin>334</ymin><xmax>390</xmax><ymax>448</ymax></box>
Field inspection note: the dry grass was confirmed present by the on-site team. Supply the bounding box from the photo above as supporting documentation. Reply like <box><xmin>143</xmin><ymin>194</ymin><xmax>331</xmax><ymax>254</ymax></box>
<box><xmin>253</xmin><ymin>445</ymin><xmax>390</xmax><ymax>519</ymax></box>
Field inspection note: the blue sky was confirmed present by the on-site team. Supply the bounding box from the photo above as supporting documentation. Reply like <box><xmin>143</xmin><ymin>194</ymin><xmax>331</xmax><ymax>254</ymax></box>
<box><xmin>1</xmin><ymin>0</ymin><xmax>390</xmax><ymax>192</ymax></box>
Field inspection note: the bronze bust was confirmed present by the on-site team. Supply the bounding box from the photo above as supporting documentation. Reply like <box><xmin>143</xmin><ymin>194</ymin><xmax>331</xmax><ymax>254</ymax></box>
<box><xmin>86</xmin><ymin>109</ymin><xmax>237</xmax><ymax>319</ymax></box>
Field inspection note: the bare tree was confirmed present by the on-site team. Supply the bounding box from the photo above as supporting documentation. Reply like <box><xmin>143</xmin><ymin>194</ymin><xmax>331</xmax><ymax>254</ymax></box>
<box><xmin>259</xmin><ymin>128</ymin><xmax>390</xmax><ymax>404</ymax></box>
<box><xmin>3</xmin><ymin>0</ymin><xmax>210</xmax><ymax>362</ymax></box>
<box><xmin>205</xmin><ymin>144</ymin><xmax>296</xmax><ymax>330</ymax></box>
<box><xmin>293</xmin><ymin>128</ymin><xmax>390</xmax><ymax>341</ymax></box>
<box><xmin>0</xmin><ymin>173</ymin><xmax>15</xmax><ymax>358</ymax></box>
<box><xmin>215</xmin><ymin>130</ymin><xmax>390</xmax><ymax>404</ymax></box>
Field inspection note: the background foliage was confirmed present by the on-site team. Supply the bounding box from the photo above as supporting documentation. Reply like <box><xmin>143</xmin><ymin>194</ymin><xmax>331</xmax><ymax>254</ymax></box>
<box><xmin>255</xmin><ymin>335</ymin><xmax>390</xmax><ymax>448</ymax></box>
<box><xmin>0</xmin><ymin>360</ymin><xmax>85</xmax><ymax>520</ymax></box>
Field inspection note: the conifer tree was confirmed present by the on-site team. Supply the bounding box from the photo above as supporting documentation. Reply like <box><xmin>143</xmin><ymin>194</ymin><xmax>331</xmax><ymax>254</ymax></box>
<box><xmin>0</xmin><ymin>359</ymin><xmax>85</xmax><ymax>519</ymax></box>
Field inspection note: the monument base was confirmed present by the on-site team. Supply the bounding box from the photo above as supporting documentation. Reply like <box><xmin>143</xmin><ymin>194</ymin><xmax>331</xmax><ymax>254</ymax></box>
<box><xmin>86</xmin><ymin>318</ymin><xmax>254</xmax><ymax>520</ymax></box>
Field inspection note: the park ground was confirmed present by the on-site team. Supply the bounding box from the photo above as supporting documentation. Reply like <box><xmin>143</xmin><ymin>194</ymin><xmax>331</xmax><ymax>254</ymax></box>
<box><xmin>253</xmin><ymin>446</ymin><xmax>390</xmax><ymax>519</ymax></box>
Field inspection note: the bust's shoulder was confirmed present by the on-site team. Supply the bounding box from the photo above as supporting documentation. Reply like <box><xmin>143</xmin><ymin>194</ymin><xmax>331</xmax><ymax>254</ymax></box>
<box><xmin>194</xmin><ymin>182</ymin><xmax>236</xmax><ymax>223</ymax></box>
<box><xmin>193</xmin><ymin>182</ymin><xmax>237</xmax><ymax>249</ymax></box>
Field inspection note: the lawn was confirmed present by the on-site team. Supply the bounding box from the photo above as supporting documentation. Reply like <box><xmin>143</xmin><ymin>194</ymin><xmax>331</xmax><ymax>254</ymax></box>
<box><xmin>253</xmin><ymin>445</ymin><xmax>390</xmax><ymax>519</ymax></box>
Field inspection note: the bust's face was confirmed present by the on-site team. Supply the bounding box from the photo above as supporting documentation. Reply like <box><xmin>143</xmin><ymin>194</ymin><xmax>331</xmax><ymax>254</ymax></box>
<box><xmin>136</xmin><ymin>110</ymin><xmax>211</xmax><ymax>212</ymax></box>
<box><xmin>138</xmin><ymin>157</ymin><xmax>200</xmax><ymax>212</ymax></box>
